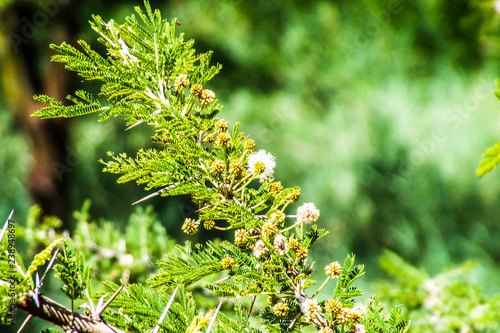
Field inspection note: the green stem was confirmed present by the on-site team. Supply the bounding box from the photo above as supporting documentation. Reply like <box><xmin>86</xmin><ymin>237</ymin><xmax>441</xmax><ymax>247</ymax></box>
<box><xmin>233</xmin><ymin>173</ymin><xmax>257</xmax><ymax>193</ymax></box>
<box><xmin>250</xmin><ymin>199</ymin><xmax>267</xmax><ymax>211</ymax></box>
<box><xmin>228</xmin><ymin>174</ymin><xmax>237</xmax><ymax>193</ymax></box>
<box><xmin>281</xmin><ymin>200</ymin><xmax>292</xmax><ymax>212</ymax></box>
<box><xmin>281</xmin><ymin>221</ymin><xmax>301</xmax><ymax>233</ymax></box>
<box><xmin>311</xmin><ymin>276</ymin><xmax>331</xmax><ymax>299</ymax></box>
<box><xmin>213</xmin><ymin>225</ymin><xmax>232</xmax><ymax>231</ymax></box>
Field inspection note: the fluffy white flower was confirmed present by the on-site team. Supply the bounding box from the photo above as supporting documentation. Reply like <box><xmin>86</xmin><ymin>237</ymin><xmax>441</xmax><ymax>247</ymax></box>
<box><xmin>302</xmin><ymin>299</ymin><xmax>321</xmax><ymax>324</ymax></box>
<box><xmin>296</xmin><ymin>202</ymin><xmax>320</xmax><ymax>224</ymax></box>
<box><xmin>251</xmin><ymin>239</ymin><xmax>269</xmax><ymax>258</ymax></box>
<box><xmin>353</xmin><ymin>324</ymin><xmax>366</xmax><ymax>333</ymax></box>
<box><xmin>273</xmin><ymin>234</ymin><xmax>288</xmax><ymax>255</ymax></box>
<box><xmin>247</xmin><ymin>149</ymin><xmax>276</xmax><ymax>182</ymax></box>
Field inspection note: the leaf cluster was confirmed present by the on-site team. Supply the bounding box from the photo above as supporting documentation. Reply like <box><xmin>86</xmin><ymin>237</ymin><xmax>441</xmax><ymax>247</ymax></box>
<box><xmin>0</xmin><ymin>219</ymin><xmax>63</xmax><ymax>324</ymax></box>
<box><xmin>477</xmin><ymin>80</ymin><xmax>500</xmax><ymax>177</ymax></box>
<box><xmin>375</xmin><ymin>250</ymin><xmax>500</xmax><ymax>332</ymax></box>
<box><xmin>17</xmin><ymin>1</ymin><xmax>416</xmax><ymax>332</ymax></box>
<box><xmin>54</xmin><ymin>239</ymin><xmax>91</xmax><ymax>300</ymax></box>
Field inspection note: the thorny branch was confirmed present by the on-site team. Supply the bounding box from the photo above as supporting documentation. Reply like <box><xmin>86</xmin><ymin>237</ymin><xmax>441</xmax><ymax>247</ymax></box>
<box><xmin>16</xmin><ymin>293</ymin><xmax>126</xmax><ymax>333</ymax></box>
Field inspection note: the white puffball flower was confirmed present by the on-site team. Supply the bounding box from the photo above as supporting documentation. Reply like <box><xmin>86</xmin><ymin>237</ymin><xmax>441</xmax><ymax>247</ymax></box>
<box><xmin>301</xmin><ymin>298</ymin><xmax>321</xmax><ymax>324</ymax></box>
<box><xmin>247</xmin><ymin>149</ymin><xmax>276</xmax><ymax>182</ymax></box>
<box><xmin>296</xmin><ymin>202</ymin><xmax>320</xmax><ymax>224</ymax></box>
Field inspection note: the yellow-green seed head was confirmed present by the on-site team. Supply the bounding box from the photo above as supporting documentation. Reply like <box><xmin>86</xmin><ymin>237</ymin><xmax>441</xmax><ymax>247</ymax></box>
<box><xmin>199</xmin><ymin>89</ymin><xmax>215</xmax><ymax>106</ymax></box>
<box><xmin>273</xmin><ymin>302</ymin><xmax>289</xmax><ymax>316</ymax></box>
<box><xmin>261</xmin><ymin>221</ymin><xmax>277</xmax><ymax>238</ymax></box>
<box><xmin>215</xmin><ymin>132</ymin><xmax>231</xmax><ymax>147</ymax></box>
<box><xmin>181</xmin><ymin>218</ymin><xmax>200</xmax><ymax>235</ymax></box>
<box><xmin>174</xmin><ymin>74</ymin><xmax>190</xmax><ymax>90</ymax></box>
<box><xmin>244</xmin><ymin>139</ymin><xmax>256</xmax><ymax>150</ymax></box>
<box><xmin>203</xmin><ymin>132</ymin><xmax>215</xmax><ymax>143</ymax></box>
<box><xmin>253</xmin><ymin>161</ymin><xmax>266</xmax><ymax>175</ymax></box>
<box><xmin>234</xmin><ymin>228</ymin><xmax>249</xmax><ymax>247</ymax></box>
<box><xmin>269</xmin><ymin>181</ymin><xmax>283</xmax><ymax>194</ymax></box>
<box><xmin>288</xmin><ymin>236</ymin><xmax>300</xmax><ymax>251</ymax></box>
<box><xmin>204</xmin><ymin>219</ymin><xmax>215</xmax><ymax>230</ymax></box>
<box><xmin>229</xmin><ymin>160</ymin><xmax>245</xmax><ymax>176</ymax></box>
<box><xmin>221</xmin><ymin>257</ymin><xmax>236</xmax><ymax>270</ymax></box>
<box><xmin>210</xmin><ymin>160</ymin><xmax>225</xmax><ymax>175</ymax></box>
<box><xmin>325</xmin><ymin>299</ymin><xmax>342</xmax><ymax>314</ymax></box>
<box><xmin>190</xmin><ymin>83</ymin><xmax>203</xmax><ymax>97</ymax></box>
<box><xmin>288</xmin><ymin>188</ymin><xmax>301</xmax><ymax>203</ymax></box>
<box><xmin>215</xmin><ymin>119</ymin><xmax>229</xmax><ymax>133</ymax></box>
<box><xmin>325</xmin><ymin>261</ymin><xmax>342</xmax><ymax>278</ymax></box>
<box><xmin>295</xmin><ymin>247</ymin><xmax>308</xmax><ymax>262</ymax></box>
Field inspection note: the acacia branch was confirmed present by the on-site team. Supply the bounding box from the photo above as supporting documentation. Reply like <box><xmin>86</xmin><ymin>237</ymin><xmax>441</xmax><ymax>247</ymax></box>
<box><xmin>16</xmin><ymin>294</ymin><xmax>126</xmax><ymax>333</ymax></box>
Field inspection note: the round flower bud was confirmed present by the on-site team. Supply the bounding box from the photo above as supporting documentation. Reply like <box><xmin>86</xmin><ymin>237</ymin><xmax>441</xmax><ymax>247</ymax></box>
<box><xmin>261</xmin><ymin>221</ymin><xmax>277</xmax><ymax>238</ymax></box>
<box><xmin>302</xmin><ymin>299</ymin><xmax>321</xmax><ymax>324</ymax></box>
<box><xmin>229</xmin><ymin>160</ymin><xmax>245</xmax><ymax>176</ymax></box>
<box><xmin>325</xmin><ymin>261</ymin><xmax>342</xmax><ymax>278</ymax></box>
<box><xmin>269</xmin><ymin>181</ymin><xmax>283</xmax><ymax>194</ymax></box>
<box><xmin>288</xmin><ymin>188</ymin><xmax>301</xmax><ymax>203</ymax></box>
<box><xmin>244</xmin><ymin>139</ymin><xmax>256</xmax><ymax>150</ymax></box>
<box><xmin>174</xmin><ymin>74</ymin><xmax>190</xmax><ymax>90</ymax></box>
<box><xmin>203</xmin><ymin>219</ymin><xmax>215</xmax><ymax>230</ymax></box>
<box><xmin>273</xmin><ymin>302</ymin><xmax>289</xmax><ymax>317</ymax></box>
<box><xmin>181</xmin><ymin>218</ymin><xmax>200</xmax><ymax>235</ymax></box>
<box><xmin>210</xmin><ymin>160</ymin><xmax>225</xmax><ymax>175</ymax></box>
<box><xmin>203</xmin><ymin>132</ymin><xmax>215</xmax><ymax>143</ymax></box>
<box><xmin>234</xmin><ymin>228</ymin><xmax>249</xmax><ymax>247</ymax></box>
<box><xmin>214</xmin><ymin>119</ymin><xmax>229</xmax><ymax>133</ymax></box>
<box><xmin>336</xmin><ymin>307</ymin><xmax>353</xmax><ymax>324</ymax></box>
<box><xmin>295</xmin><ymin>247</ymin><xmax>308</xmax><ymax>262</ymax></box>
<box><xmin>325</xmin><ymin>299</ymin><xmax>342</xmax><ymax>314</ymax></box>
<box><xmin>199</xmin><ymin>89</ymin><xmax>215</xmax><ymax>106</ymax></box>
<box><xmin>190</xmin><ymin>83</ymin><xmax>203</xmax><ymax>97</ymax></box>
<box><xmin>288</xmin><ymin>236</ymin><xmax>300</xmax><ymax>251</ymax></box>
<box><xmin>215</xmin><ymin>132</ymin><xmax>231</xmax><ymax>147</ymax></box>
<box><xmin>221</xmin><ymin>257</ymin><xmax>236</xmax><ymax>270</ymax></box>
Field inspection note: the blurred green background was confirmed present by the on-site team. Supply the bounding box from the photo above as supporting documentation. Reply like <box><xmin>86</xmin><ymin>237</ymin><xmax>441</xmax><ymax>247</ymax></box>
<box><xmin>2</xmin><ymin>0</ymin><xmax>500</xmax><ymax>331</ymax></box>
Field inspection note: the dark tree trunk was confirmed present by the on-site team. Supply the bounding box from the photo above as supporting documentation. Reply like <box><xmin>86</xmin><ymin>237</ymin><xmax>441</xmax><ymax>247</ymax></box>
<box><xmin>1</xmin><ymin>2</ymin><xmax>77</xmax><ymax>223</ymax></box>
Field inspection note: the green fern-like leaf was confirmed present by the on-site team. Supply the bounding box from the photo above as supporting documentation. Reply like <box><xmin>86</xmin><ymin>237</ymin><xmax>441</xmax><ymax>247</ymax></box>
<box><xmin>205</xmin><ymin>282</ymin><xmax>240</xmax><ymax>298</ymax></box>
<box><xmin>25</xmin><ymin>238</ymin><xmax>64</xmax><ymax>279</ymax></box>
<box><xmin>148</xmin><ymin>241</ymin><xmax>226</xmax><ymax>289</ymax></box>
<box><xmin>388</xmin><ymin>305</ymin><xmax>411</xmax><ymax>333</ymax></box>
<box><xmin>333</xmin><ymin>254</ymin><xmax>365</xmax><ymax>301</ymax></box>
<box><xmin>214</xmin><ymin>301</ymin><xmax>263</xmax><ymax>333</ymax></box>
<box><xmin>379</xmin><ymin>250</ymin><xmax>428</xmax><ymax>288</ymax></box>
<box><xmin>98</xmin><ymin>282</ymin><xmax>199</xmax><ymax>333</ymax></box>
<box><xmin>364</xmin><ymin>298</ymin><xmax>411</xmax><ymax>333</ymax></box>
<box><xmin>477</xmin><ymin>142</ymin><xmax>500</xmax><ymax>177</ymax></box>
<box><xmin>53</xmin><ymin>239</ymin><xmax>90</xmax><ymax>300</ymax></box>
